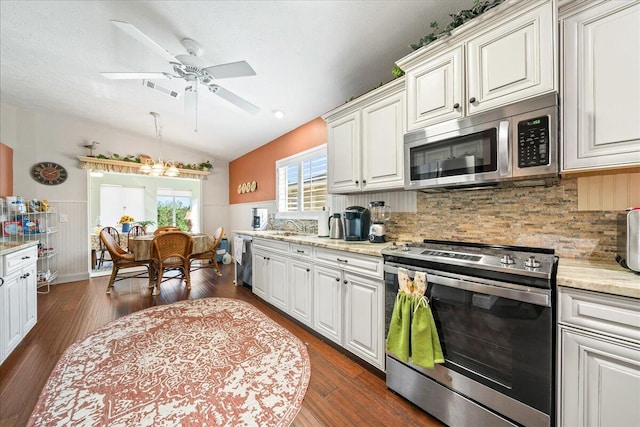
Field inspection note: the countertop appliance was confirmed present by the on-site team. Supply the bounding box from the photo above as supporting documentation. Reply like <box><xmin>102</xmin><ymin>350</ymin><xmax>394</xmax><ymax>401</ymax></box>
<box><xmin>368</xmin><ymin>201</ymin><xmax>390</xmax><ymax>243</ymax></box>
<box><xmin>343</xmin><ymin>206</ymin><xmax>370</xmax><ymax>241</ymax></box>
<box><xmin>383</xmin><ymin>240</ymin><xmax>558</xmax><ymax>427</ymax></box>
<box><xmin>329</xmin><ymin>213</ymin><xmax>344</xmax><ymax>239</ymax></box>
<box><xmin>617</xmin><ymin>208</ymin><xmax>640</xmax><ymax>272</ymax></box>
<box><xmin>251</xmin><ymin>208</ymin><xmax>268</xmax><ymax>230</ymax></box>
<box><xmin>405</xmin><ymin>92</ymin><xmax>558</xmax><ymax>191</ymax></box>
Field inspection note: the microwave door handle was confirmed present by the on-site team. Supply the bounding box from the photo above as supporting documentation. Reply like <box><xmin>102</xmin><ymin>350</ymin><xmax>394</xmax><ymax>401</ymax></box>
<box><xmin>498</xmin><ymin>120</ymin><xmax>510</xmax><ymax>177</ymax></box>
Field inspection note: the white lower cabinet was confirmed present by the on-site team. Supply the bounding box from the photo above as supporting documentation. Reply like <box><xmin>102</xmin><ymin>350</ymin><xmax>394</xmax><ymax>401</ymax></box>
<box><xmin>250</xmin><ymin>238</ymin><xmax>385</xmax><ymax>370</ymax></box>
<box><xmin>288</xmin><ymin>258</ymin><xmax>313</xmax><ymax>327</ymax></box>
<box><xmin>558</xmin><ymin>287</ymin><xmax>640</xmax><ymax>426</ymax></box>
<box><xmin>1</xmin><ymin>245</ymin><xmax>38</xmax><ymax>365</ymax></box>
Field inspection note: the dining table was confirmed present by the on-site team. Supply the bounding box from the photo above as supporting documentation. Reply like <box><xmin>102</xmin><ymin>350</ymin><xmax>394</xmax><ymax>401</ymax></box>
<box><xmin>128</xmin><ymin>233</ymin><xmax>213</xmax><ymax>261</ymax></box>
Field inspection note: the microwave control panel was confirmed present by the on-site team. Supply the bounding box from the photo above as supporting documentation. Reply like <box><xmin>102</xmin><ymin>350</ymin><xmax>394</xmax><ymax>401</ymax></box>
<box><xmin>517</xmin><ymin>116</ymin><xmax>549</xmax><ymax>168</ymax></box>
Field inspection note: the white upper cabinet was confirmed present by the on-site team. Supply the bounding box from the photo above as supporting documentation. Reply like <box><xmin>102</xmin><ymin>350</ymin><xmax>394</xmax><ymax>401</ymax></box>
<box><xmin>560</xmin><ymin>0</ymin><xmax>640</xmax><ymax>171</ymax></box>
<box><xmin>398</xmin><ymin>0</ymin><xmax>556</xmax><ymax>130</ymax></box>
<box><xmin>324</xmin><ymin>78</ymin><xmax>405</xmax><ymax>194</ymax></box>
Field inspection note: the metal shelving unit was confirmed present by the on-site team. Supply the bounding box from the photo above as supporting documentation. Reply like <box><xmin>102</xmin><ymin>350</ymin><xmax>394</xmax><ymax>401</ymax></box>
<box><xmin>1</xmin><ymin>201</ymin><xmax>58</xmax><ymax>293</ymax></box>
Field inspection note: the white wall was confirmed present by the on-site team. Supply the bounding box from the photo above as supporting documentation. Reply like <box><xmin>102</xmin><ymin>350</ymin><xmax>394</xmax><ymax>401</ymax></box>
<box><xmin>0</xmin><ymin>103</ymin><xmax>230</xmax><ymax>283</ymax></box>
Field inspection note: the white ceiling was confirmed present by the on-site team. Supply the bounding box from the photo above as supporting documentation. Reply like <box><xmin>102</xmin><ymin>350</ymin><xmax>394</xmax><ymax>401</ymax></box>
<box><xmin>0</xmin><ymin>0</ymin><xmax>473</xmax><ymax>162</ymax></box>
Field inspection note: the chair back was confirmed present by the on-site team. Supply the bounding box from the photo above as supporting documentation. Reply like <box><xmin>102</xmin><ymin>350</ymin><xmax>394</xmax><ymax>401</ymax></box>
<box><xmin>100</xmin><ymin>229</ymin><xmax>128</xmax><ymax>261</ymax></box>
<box><xmin>99</xmin><ymin>226</ymin><xmax>120</xmax><ymax>249</ymax></box>
<box><xmin>154</xmin><ymin>226</ymin><xmax>181</xmax><ymax>236</ymax></box>
<box><xmin>208</xmin><ymin>227</ymin><xmax>225</xmax><ymax>252</ymax></box>
<box><xmin>152</xmin><ymin>231</ymin><xmax>193</xmax><ymax>266</ymax></box>
<box><xmin>128</xmin><ymin>225</ymin><xmax>145</xmax><ymax>238</ymax></box>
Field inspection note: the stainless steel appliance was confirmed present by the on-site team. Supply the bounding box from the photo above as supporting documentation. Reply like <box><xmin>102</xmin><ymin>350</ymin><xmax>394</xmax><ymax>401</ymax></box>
<box><xmin>329</xmin><ymin>213</ymin><xmax>344</xmax><ymax>239</ymax></box>
<box><xmin>617</xmin><ymin>208</ymin><xmax>640</xmax><ymax>272</ymax></box>
<box><xmin>405</xmin><ymin>93</ymin><xmax>558</xmax><ymax>191</ymax></box>
<box><xmin>251</xmin><ymin>208</ymin><xmax>268</xmax><ymax>230</ymax></box>
<box><xmin>383</xmin><ymin>240</ymin><xmax>558</xmax><ymax>427</ymax></box>
<box><xmin>368</xmin><ymin>201</ymin><xmax>390</xmax><ymax>243</ymax></box>
<box><xmin>234</xmin><ymin>234</ymin><xmax>253</xmax><ymax>289</ymax></box>
<box><xmin>343</xmin><ymin>206</ymin><xmax>370</xmax><ymax>241</ymax></box>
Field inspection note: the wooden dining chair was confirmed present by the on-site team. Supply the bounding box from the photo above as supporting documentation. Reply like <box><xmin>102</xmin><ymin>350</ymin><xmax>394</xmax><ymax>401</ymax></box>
<box><xmin>189</xmin><ymin>227</ymin><xmax>224</xmax><ymax>276</ymax></box>
<box><xmin>100</xmin><ymin>229</ymin><xmax>155</xmax><ymax>294</ymax></box>
<box><xmin>151</xmin><ymin>231</ymin><xmax>193</xmax><ymax>295</ymax></box>
<box><xmin>153</xmin><ymin>226</ymin><xmax>181</xmax><ymax>236</ymax></box>
<box><xmin>97</xmin><ymin>226</ymin><xmax>120</xmax><ymax>269</ymax></box>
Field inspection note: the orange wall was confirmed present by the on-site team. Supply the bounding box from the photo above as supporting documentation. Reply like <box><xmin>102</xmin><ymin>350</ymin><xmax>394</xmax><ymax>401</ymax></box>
<box><xmin>0</xmin><ymin>143</ymin><xmax>14</xmax><ymax>197</ymax></box>
<box><xmin>229</xmin><ymin>117</ymin><xmax>327</xmax><ymax>204</ymax></box>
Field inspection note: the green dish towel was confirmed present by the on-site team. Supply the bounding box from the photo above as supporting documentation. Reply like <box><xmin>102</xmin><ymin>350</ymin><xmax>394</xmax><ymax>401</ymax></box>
<box><xmin>386</xmin><ymin>292</ymin><xmax>444</xmax><ymax>369</ymax></box>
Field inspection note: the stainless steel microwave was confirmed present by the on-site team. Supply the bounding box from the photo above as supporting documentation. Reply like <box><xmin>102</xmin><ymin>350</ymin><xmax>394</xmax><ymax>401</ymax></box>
<box><xmin>404</xmin><ymin>93</ymin><xmax>558</xmax><ymax>191</ymax></box>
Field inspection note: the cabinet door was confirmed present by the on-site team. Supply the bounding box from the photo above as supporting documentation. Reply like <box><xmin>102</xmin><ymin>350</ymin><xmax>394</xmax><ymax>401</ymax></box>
<box><xmin>268</xmin><ymin>254</ymin><xmax>289</xmax><ymax>312</ymax></box>
<box><xmin>560</xmin><ymin>329</ymin><xmax>640</xmax><ymax>427</ymax></box>
<box><xmin>561</xmin><ymin>1</ymin><xmax>640</xmax><ymax>171</ymax></box>
<box><xmin>327</xmin><ymin>111</ymin><xmax>361</xmax><ymax>193</ymax></box>
<box><xmin>466</xmin><ymin>0</ymin><xmax>554</xmax><ymax>114</ymax></box>
<box><xmin>343</xmin><ymin>273</ymin><xmax>384</xmax><ymax>369</ymax></box>
<box><xmin>289</xmin><ymin>259</ymin><xmax>313</xmax><ymax>327</ymax></box>
<box><xmin>313</xmin><ymin>264</ymin><xmax>342</xmax><ymax>345</ymax></box>
<box><xmin>23</xmin><ymin>263</ymin><xmax>37</xmax><ymax>334</ymax></box>
<box><xmin>252</xmin><ymin>250</ymin><xmax>269</xmax><ymax>300</ymax></box>
<box><xmin>2</xmin><ymin>272</ymin><xmax>23</xmax><ymax>359</ymax></box>
<box><xmin>361</xmin><ymin>89</ymin><xmax>406</xmax><ymax>191</ymax></box>
<box><xmin>405</xmin><ymin>46</ymin><xmax>463</xmax><ymax>130</ymax></box>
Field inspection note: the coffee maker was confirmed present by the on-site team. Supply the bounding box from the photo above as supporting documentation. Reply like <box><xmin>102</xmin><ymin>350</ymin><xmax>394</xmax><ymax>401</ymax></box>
<box><xmin>251</xmin><ymin>208</ymin><xmax>268</xmax><ymax>230</ymax></box>
<box><xmin>343</xmin><ymin>206</ymin><xmax>370</xmax><ymax>241</ymax></box>
<box><xmin>368</xmin><ymin>201</ymin><xmax>390</xmax><ymax>243</ymax></box>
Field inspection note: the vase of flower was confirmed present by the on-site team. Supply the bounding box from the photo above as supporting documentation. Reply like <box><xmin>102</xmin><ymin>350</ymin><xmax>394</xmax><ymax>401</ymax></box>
<box><xmin>121</xmin><ymin>222</ymin><xmax>131</xmax><ymax>233</ymax></box>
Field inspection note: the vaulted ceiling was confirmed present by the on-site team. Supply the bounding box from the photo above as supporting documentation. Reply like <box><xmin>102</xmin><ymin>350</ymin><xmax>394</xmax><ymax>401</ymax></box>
<box><xmin>0</xmin><ymin>0</ymin><xmax>473</xmax><ymax>161</ymax></box>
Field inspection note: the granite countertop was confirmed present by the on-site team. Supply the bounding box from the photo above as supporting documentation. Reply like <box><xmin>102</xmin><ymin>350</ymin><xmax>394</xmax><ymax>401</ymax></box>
<box><xmin>556</xmin><ymin>258</ymin><xmax>639</xmax><ymax>299</ymax></box>
<box><xmin>235</xmin><ymin>231</ymin><xmax>639</xmax><ymax>299</ymax></box>
<box><xmin>234</xmin><ymin>230</ymin><xmax>385</xmax><ymax>257</ymax></box>
<box><xmin>0</xmin><ymin>240</ymin><xmax>39</xmax><ymax>257</ymax></box>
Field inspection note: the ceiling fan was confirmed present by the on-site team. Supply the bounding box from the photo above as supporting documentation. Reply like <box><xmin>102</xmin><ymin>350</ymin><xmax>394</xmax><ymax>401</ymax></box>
<box><xmin>100</xmin><ymin>20</ymin><xmax>260</xmax><ymax>122</ymax></box>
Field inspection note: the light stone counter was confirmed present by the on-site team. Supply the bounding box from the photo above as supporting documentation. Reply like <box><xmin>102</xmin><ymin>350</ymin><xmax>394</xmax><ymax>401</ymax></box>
<box><xmin>234</xmin><ymin>230</ymin><xmax>386</xmax><ymax>257</ymax></box>
<box><xmin>0</xmin><ymin>240</ymin><xmax>39</xmax><ymax>257</ymax></box>
<box><xmin>236</xmin><ymin>231</ymin><xmax>639</xmax><ymax>299</ymax></box>
<box><xmin>557</xmin><ymin>259</ymin><xmax>639</xmax><ymax>299</ymax></box>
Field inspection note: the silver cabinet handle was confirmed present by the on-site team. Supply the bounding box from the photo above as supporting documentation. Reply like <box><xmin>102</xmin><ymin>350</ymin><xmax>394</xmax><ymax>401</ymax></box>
<box><xmin>336</xmin><ymin>258</ymin><xmax>348</xmax><ymax>263</ymax></box>
<box><xmin>0</xmin><ymin>277</ymin><xmax>4</xmax><ymax>286</ymax></box>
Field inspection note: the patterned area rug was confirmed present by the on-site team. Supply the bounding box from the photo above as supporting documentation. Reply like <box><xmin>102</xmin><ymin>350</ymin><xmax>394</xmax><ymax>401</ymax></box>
<box><xmin>28</xmin><ymin>298</ymin><xmax>311</xmax><ymax>426</ymax></box>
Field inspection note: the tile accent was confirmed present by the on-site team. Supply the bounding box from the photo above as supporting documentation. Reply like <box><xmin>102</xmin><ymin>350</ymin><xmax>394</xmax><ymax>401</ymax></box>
<box><xmin>387</xmin><ymin>177</ymin><xmax>623</xmax><ymax>261</ymax></box>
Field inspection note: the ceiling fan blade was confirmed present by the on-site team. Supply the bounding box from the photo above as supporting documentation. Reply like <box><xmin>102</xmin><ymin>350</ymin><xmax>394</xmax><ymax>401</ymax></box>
<box><xmin>110</xmin><ymin>20</ymin><xmax>179</xmax><ymax>64</ymax></box>
<box><xmin>209</xmin><ymin>85</ymin><xmax>260</xmax><ymax>115</ymax></box>
<box><xmin>100</xmin><ymin>72</ymin><xmax>170</xmax><ymax>80</ymax></box>
<box><xmin>203</xmin><ymin>61</ymin><xmax>256</xmax><ymax>79</ymax></box>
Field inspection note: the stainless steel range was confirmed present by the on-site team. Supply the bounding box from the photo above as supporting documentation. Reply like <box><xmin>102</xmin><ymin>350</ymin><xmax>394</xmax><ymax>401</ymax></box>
<box><xmin>383</xmin><ymin>240</ymin><xmax>558</xmax><ymax>427</ymax></box>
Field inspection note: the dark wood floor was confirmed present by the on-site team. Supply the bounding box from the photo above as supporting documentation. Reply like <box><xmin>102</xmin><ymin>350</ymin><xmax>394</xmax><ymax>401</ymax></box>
<box><xmin>0</xmin><ymin>264</ymin><xmax>443</xmax><ymax>427</ymax></box>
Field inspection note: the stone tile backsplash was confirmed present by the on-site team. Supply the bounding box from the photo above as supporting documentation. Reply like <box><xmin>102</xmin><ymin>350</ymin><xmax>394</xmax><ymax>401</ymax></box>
<box><xmin>386</xmin><ymin>177</ymin><xmax>621</xmax><ymax>261</ymax></box>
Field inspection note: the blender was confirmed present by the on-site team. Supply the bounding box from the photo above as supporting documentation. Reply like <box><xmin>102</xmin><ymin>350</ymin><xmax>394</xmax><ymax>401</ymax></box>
<box><xmin>368</xmin><ymin>201</ymin><xmax>390</xmax><ymax>243</ymax></box>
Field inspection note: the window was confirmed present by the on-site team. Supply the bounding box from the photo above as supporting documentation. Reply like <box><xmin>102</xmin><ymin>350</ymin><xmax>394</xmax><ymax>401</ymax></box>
<box><xmin>277</xmin><ymin>145</ymin><xmax>327</xmax><ymax>214</ymax></box>
<box><xmin>157</xmin><ymin>189</ymin><xmax>192</xmax><ymax>230</ymax></box>
<box><xmin>99</xmin><ymin>184</ymin><xmax>145</xmax><ymax>226</ymax></box>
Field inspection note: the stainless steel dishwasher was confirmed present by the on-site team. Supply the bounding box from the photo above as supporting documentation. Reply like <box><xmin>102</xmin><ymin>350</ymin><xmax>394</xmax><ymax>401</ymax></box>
<box><xmin>234</xmin><ymin>234</ymin><xmax>253</xmax><ymax>289</ymax></box>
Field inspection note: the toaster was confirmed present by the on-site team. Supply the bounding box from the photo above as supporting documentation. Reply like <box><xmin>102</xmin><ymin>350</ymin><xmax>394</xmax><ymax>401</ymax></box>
<box><xmin>616</xmin><ymin>208</ymin><xmax>640</xmax><ymax>272</ymax></box>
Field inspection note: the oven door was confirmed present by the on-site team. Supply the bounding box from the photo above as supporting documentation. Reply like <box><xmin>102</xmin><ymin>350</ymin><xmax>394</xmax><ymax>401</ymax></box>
<box><xmin>384</xmin><ymin>263</ymin><xmax>553</xmax><ymax>425</ymax></box>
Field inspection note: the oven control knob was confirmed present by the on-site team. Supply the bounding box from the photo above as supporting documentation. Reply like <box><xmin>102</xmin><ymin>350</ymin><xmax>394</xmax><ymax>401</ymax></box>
<box><xmin>525</xmin><ymin>256</ymin><xmax>541</xmax><ymax>268</ymax></box>
<box><xmin>500</xmin><ymin>255</ymin><xmax>515</xmax><ymax>265</ymax></box>
<box><xmin>388</xmin><ymin>242</ymin><xmax>398</xmax><ymax>250</ymax></box>
<box><xmin>402</xmin><ymin>244</ymin><xmax>411</xmax><ymax>252</ymax></box>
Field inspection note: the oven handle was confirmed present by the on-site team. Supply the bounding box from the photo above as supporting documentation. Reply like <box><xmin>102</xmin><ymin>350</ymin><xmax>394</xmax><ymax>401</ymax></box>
<box><xmin>384</xmin><ymin>263</ymin><xmax>551</xmax><ymax>307</ymax></box>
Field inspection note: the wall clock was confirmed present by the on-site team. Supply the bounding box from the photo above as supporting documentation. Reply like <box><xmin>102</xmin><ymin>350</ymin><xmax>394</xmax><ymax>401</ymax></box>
<box><xmin>31</xmin><ymin>162</ymin><xmax>68</xmax><ymax>185</ymax></box>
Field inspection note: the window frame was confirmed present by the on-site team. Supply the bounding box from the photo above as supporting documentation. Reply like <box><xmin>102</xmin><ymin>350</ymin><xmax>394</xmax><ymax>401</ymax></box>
<box><xmin>275</xmin><ymin>144</ymin><xmax>327</xmax><ymax>219</ymax></box>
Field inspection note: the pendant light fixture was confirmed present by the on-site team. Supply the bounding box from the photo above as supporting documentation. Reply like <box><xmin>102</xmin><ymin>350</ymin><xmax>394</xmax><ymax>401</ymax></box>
<box><xmin>140</xmin><ymin>112</ymin><xmax>179</xmax><ymax>177</ymax></box>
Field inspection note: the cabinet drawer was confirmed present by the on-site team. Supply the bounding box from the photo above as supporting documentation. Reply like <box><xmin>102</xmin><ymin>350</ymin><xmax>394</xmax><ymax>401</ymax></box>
<box><xmin>559</xmin><ymin>287</ymin><xmax>640</xmax><ymax>344</ymax></box>
<box><xmin>4</xmin><ymin>246</ymin><xmax>38</xmax><ymax>275</ymax></box>
<box><xmin>253</xmin><ymin>237</ymin><xmax>289</xmax><ymax>254</ymax></box>
<box><xmin>290</xmin><ymin>243</ymin><xmax>312</xmax><ymax>259</ymax></box>
<box><xmin>314</xmin><ymin>248</ymin><xmax>383</xmax><ymax>279</ymax></box>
